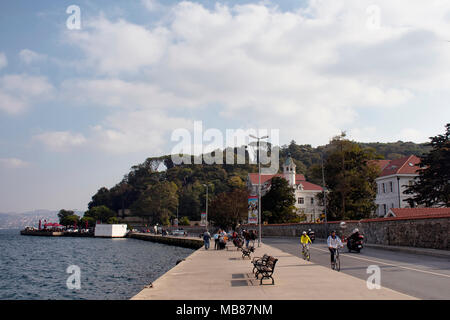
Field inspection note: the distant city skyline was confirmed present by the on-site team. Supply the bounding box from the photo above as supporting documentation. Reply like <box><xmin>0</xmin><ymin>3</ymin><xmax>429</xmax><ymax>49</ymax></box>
<box><xmin>1</xmin><ymin>0</ymin><xmax>449</xmax><ymax>212</ymax></box>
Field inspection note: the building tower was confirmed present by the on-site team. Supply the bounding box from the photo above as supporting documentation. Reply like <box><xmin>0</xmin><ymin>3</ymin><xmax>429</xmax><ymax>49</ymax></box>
<box><xmin>283</xmin><ymin>154</ymin><xmax>296</xmax><ymax>187</ymax></box>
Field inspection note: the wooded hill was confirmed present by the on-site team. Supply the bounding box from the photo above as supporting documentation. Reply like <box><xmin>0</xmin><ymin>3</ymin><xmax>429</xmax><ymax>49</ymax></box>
<box><xmin>87</xmin><ymin>140</ymin><xmax>430</xmax><ymax>224</ymax></box>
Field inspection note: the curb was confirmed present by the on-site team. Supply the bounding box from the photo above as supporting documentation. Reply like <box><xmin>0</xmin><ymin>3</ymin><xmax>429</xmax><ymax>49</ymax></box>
<box><xmin>363</xmin><ymin>243</ymin><xmax>450</xmax><ymax>259</ymax></box>
<box><xmin>312</xmin><ymin>237</ymin><xmax>450</xmax><ymax>259</ymax></box>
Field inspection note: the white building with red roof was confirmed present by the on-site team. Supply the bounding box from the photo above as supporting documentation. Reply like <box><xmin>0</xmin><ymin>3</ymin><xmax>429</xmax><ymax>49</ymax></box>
<box><xmin>373</xmin><ymin>155</ymin><xmax>421</xmax><ymax>216</ymax></box>
<box><xmin>247</xmin><ymin>156</ymin><xmax>324</xmax><ymax>222</ymax></box>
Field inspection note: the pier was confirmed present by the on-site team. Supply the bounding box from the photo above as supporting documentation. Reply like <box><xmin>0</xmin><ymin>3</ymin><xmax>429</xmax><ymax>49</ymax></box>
<box><xmin>128</xmin><ymin>233</ymin><xmax>204</xmax><ymax>249</ymax></box>
<box><xmin>20</xmin><ymin>230</ymin><xmax>94</xmax><ymax>237</ymax></box>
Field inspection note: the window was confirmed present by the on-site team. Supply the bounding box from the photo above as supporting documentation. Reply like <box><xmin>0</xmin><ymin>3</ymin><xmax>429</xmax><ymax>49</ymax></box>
<box><xmin>382</xmin><ymin>183</ymin><xmax>386</xmax><ymax>193</ymax></box>
<box><xmin>298</xmin><ymin>197</ymin><xmax>304</xmax><ymax>204</ymax></box>
<box><xmin>383</xmin><ymin>204</ymin><xmax>387</xmax><ymax>215</ymax></box>
<box><xmin>391</xmin><ymin>203</ymin><xmax>394</xmax><ymax>209</ymax></box>
<box><xmin>389</xmin><ymin>181</ymin><xmax>393</xmax><ymax>193</ymax></box>
<box><xmin>311</xmin><ymin>198</ymin><xmax>314</xmax><ymax>205</ymax></box>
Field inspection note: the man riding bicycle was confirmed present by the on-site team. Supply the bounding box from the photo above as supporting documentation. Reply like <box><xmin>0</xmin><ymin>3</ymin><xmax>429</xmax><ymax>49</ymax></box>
<box><xmin>327</xmin><ymin>230</ymin><xmax>343</xmax><ymax>267</ymax></box>
<box><xmin>300</xmin><ymin>231</ymin><xmax>312</xmax><ymax>256</ymax></box>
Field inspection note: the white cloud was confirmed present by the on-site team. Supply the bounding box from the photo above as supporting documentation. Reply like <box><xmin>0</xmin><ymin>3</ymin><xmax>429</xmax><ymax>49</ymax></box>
<box><xmin>33</xmin><ymin>131</ymin><xmax>87</xmax><ymax>152</ymax></box>
<box><xmin>19</xmin><ymin>49</ymin><xmax>47</xmax><ymax>64</ymax></box>
<box><xmin>0</xmin><ymin>158</ymin><xmax>30</xmax><ymax>169</ymax></box>
<box><xmin>65</xmin><ymin>16</ymin><xmax>169</xmax><ymax>75</ymax></box>
<box><xmin>0</xmin><ymin>52</ymin><xmax>7</xmax><ymax>69</ymax></box>
<box><xmin>0</xmin><ymin>74</ymin><xmax>54</xmax><ymax>115</ymax></box>
<box><xmin>90</xmin><ymin>109</ymin><xmax>192</xmax><ymax>154</ymax></box>
<box><xmin>396</xmin><ymin>128</ymin><xmax>428</xmax><ymax>143</ymax></box>
<box><xmin>59</xmin><ymin>1</ymin><xmax>450</xmax><ymax>149</ymax></box>
<box><xmin>141</xmin><ymin>0</ymin><xmax>162</xmax><ymax>12</ymax></box>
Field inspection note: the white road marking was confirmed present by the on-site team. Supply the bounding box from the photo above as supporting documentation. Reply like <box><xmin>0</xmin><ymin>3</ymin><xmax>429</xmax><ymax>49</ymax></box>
<box><xmin>310</xmin><ymin>246</ymin><xmax>450</xmax><ymax>279</ymax></box>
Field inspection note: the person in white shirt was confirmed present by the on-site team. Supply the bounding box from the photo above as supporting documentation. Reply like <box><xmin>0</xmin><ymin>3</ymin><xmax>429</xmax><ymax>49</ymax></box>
<box><xmin>327</xmin><ymin>230</ymin><xmax>343</xmax><ymax>266</ymax></box>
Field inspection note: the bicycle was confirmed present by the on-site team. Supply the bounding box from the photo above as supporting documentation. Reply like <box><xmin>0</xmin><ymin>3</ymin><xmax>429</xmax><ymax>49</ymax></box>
<box><xmin>302</xmin><ymin>243</ymin><xmax>310</xmax><ymax>261</ymax></box>
<box><xmin>330</xmin><ymin>247</ymin><xmax>341</xmax><ymax>271</ymax></box>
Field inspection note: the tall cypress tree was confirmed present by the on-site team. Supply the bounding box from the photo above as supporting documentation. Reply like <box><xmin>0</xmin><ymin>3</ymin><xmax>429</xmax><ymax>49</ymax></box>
<box><xmin>405</xmin><ymin>124</ymin><xmax>450</xmax><ymax>207</ymax></box>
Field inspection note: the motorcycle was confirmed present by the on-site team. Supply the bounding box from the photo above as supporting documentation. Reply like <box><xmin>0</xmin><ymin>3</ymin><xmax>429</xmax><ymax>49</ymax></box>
<box><xmin>307</xmin><ymin>230</ymin><xmax>315</xmax><ymax>243</ymax></box>
<box><xmin>347</xmin><ymin>234</ymin><xmax>364</xmax><ymax>253</ymax></box>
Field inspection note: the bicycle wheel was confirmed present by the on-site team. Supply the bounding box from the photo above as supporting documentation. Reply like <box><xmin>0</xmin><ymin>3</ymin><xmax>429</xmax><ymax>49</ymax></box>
<box><xmin>335</xmin><ymin>254</ymin><xmax>340</xmax><ymax>271</ymax></box>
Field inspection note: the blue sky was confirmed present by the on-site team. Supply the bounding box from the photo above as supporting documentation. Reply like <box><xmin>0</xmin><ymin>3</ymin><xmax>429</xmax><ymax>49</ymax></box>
<box><xmin>1</xmin><ymin>0</ymin><xmax>449</xmax><ymax>212</ymax></box>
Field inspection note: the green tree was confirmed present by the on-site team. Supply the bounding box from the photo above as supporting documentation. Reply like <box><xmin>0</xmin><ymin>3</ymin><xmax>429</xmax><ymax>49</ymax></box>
<box><xmin>80</xmin><ymin>216</ymin><xmax>96</xmax><ymax>228</ymax></box>
<box><xmin>107</xmin><ymin>217</ymin><xmax>120</xmax><ymax>224</ymax></box>
<box><xmin>262</xmin><ymin>177</ymin><xmax>299</xmax><ymax>223</ymax></box>
<box><xmin>88</xmin><ymin>187</ymin><xmax>113</xmax><ymax>209</ymax></box>
<box><xmin>60</xmin><ymin>214</ymin><xmax>80</xmax><ymax>227</ymax></box>
<box><xmin>324</xmin><ymin>134</ymin><xmax>380</xmax><ymax>220</ymax></box>
<box><xmin>178</xmin><ymin>216</ymin><xmax>190</xmax><ymax>226</ymax></box>
<box><xmin>209</xmin><ymin>189</ymin><xmax>248</xmax><ymax>229</ymax></box>
<box><xmin>84</xmin><ymin>205</ymin><xmax>116</xmax><ymax>223</ymax></box>
<box><xmin>405</xmin><ymin>123</ymin><xmax>450</xmax><ymax>207</ymax></box>
<box><xmin>131</xmin><ymin>181</ymin><xmax>179</xmax><ymax>225</ymax></box>
<box><xmin>58</xmin><ymin>209</ymin><xmax>74</xmax><ymax>224</ymax></box>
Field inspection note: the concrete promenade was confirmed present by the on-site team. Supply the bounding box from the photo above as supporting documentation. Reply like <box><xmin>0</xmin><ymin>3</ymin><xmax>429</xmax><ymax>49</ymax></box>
<box><xmin>131</xmin><ymin>242</ymin><xmax>416</xmax><ymax>300</ymax></box>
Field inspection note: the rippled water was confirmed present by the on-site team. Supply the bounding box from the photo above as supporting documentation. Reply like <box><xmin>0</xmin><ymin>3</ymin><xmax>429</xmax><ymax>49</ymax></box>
<box><xmin>0</xmin><ymin>229</ymin><xmax>194</xmax><ymax>300</ymax></box>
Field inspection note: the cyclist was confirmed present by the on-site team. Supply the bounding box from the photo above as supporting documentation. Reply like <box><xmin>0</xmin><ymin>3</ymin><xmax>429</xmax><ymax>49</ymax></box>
<box><xmin>327</xmin><ymin>230</ymin><xmax>343</xmax><ymax>267</ymax></box>
<box><xmin>300</xmin><ymin>231</ymin><xmax>312</xmax><ymax>257</ymax></box>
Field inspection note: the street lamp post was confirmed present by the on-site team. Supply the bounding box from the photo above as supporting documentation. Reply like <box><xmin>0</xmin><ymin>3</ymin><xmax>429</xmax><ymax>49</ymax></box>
<box><xmin>320</xmin><ymin>151</ymin><xmax>328</xmax><ymax>236</ymax></box>
<box><xmin>301</xmin><ymin>147</ymin><xmax>328</xmax><ymax>236</ymax></box>
<box><xmin>249</xmin><ymin>134</ymin><xmax>269</xmax><ymax>247</ymax></box>
<box><xmin>203</xmin><ymin>184</ymin><xmax>211</xmax><ymax>231</ymax></box>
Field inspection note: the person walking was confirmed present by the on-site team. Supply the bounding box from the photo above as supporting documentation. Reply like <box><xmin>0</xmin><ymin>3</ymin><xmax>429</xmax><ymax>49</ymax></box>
<box><xmin>214</xmin><ymin>230</ymin><xmax>220</xmax><ymax>250</ymax></box>
<box><xmin>243</xmin><ymin>230</ymin><xmax>251</xmax><ymax>248</ymax></box>
<box><xmin>249</xmin><ymin>230</ymin><xmax>257</xmax><ymax>247</ymax></box>
<box><xmin>203</xmin><ymin>230</ymin><xmax>211</xmax><ymax>250</ymax></box>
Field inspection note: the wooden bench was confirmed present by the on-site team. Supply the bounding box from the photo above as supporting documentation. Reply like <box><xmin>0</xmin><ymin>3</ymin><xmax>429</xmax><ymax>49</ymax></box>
<box><xmin>241</xmin><ymin>246</ymin><xmax>255</xmax><ymax>259</ymax></box>
<box><xmin>251</xmin><ymin>254</ymin><xmax>269</xmax><ymax>274</ymax></box>
<box><xmin>254</xmin><ymin>256</ymin><xmax>278</xmax><ymax>285</ymax></box>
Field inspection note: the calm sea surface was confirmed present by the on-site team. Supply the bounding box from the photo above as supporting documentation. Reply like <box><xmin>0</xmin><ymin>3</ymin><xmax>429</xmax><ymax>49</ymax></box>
<box><xmin>0</xmin><ymin>229</ymin><xmax>194</xmax><ymax>300</ymax></box>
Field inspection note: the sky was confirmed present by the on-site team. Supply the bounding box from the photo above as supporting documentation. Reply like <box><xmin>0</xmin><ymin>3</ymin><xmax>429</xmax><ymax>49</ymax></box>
<box><xmin>0</xmin><ymin>0</ymin><xmax>449</xmax><ymax>213</ymax></box>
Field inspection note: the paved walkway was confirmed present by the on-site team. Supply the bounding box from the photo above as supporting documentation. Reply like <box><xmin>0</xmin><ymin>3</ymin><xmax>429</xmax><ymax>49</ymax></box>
<box><xmin>131</xmin><ymin>242</ymin><xmax>416</xmax><ymax>300</ymax></box>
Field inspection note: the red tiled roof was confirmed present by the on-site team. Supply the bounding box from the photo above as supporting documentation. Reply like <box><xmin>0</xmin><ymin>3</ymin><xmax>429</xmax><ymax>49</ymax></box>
<box><xmin>248</xmin><ymin>173</ymin><xmax>322</xmax><ymax>191</ymax></box>
<box><xmin>368</xmin><ymin>160</ymin><xmax>391</xmax><ymax>172</ymax></box>
<box><xmin>297</xmin><ymin>181</ymin><xmax>323</xmax><ymax>191</ymax></box>
<box><xmin>387</xmin><ymin>207</ymin><xmax>450</xmax><ymax>218</ymax></box>
<box><xmin>248</xmin><ymin>173</ymin><xmax>305</xmax><ymax>185</ymax></box>
<box><xmin>379</xmin><ymin>155</ymin><xmax>421</xmax><ymax>177</ymax></box>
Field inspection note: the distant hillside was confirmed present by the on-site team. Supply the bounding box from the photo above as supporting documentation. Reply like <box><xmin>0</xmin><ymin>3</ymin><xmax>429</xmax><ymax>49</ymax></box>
<box><xmin>0</xmin><ymin>210</ymin><xmax>82</xmax><ymax>229</ymax></box>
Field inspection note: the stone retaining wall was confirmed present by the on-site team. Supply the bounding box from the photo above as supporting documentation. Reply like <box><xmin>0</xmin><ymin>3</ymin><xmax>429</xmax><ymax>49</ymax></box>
<box><xmin>128</xmin><ymin>233</ymin><xmax>204</xmax><ymax>249</ymax></box>
<box><xmin>244</xmin><ymin>216</ymin><xmax>450</xmax><ymax>250</ymax></box>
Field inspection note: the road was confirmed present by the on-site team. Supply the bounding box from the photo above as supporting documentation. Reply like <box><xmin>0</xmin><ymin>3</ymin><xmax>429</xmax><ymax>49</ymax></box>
<box><xmin>263</xmin><ymin>237</ymin><xmax>450</xmax><ymax>299</ymax></box>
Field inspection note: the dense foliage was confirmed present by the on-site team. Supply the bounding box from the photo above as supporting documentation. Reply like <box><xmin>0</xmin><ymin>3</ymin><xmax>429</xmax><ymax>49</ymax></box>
<box><xmin>321</xmin><ymin>134</ymin><xmax>380</xmax><ymax>220</ymax></box>
<box><xmin>84</xmin><ymin>139</ymin><xmax>430</xmax><ymax>225</ymax></box>
<box><xmin>405</xmin><ymin>124</ymin><xmax>450</xmax><ymax>207</ymax></box>
<box><xmin>261</xmin><ymin>177</ymin><xmax>299</xmax><ymax>223</ymax></box>
<box><xmin>209</xmin><ymin>189</ymin><xmax>249</xmax><ymax>229</ymax></box>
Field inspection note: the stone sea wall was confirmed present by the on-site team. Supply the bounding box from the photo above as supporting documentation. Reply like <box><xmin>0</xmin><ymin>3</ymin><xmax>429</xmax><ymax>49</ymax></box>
<box><xmin>244</xmin><ymin>215</ymin><xmax>450</xmax><ymax>250</ymax></box>
<box><xmin>128</xmin><ymin>233</ymin><xmax>204</xmax><ymax>250</ymax></box>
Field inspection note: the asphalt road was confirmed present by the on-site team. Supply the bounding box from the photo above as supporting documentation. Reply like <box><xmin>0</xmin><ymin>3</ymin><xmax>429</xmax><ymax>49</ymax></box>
<box><xmin>263</xmin><ymin>237</ymin><xmax>450</xmax><ymax>299</ymax></box>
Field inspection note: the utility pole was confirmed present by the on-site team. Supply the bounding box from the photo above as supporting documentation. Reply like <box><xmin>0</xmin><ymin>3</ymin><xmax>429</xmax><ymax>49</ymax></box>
<box><xmin>249</xmin><ymin>134</ymin><xmax>269</xmax><ymax>247</ymax></box>
<box><xmin>203</xmin><ymin>184</ymin><xmax>211</xmax><ymax>231</ymax></box>
<box><xmin>321</xmin><ymin>151</ymin><xmax>328</xmax><ymax>236</ymax></box>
